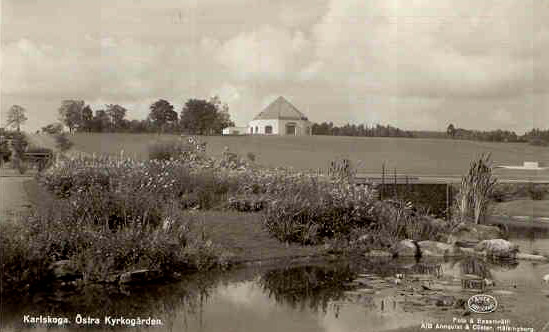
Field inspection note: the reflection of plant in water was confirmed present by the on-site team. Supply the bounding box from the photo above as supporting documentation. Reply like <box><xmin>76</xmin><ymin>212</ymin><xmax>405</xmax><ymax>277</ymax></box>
<box><xmin>459</xmin><ymin>257</ymin><xmax>492</xmax><ymax>279</ymax></box>
<box><xmin>409</xmin><ymin>263</ymin><xmax>443</xmax><ymax>278</ymax></box>
<box><xmin>259</xmin><ymin>265</ymin><xmax>357</xmax><ymax>314</ymax></box>
<box><xmin>2</xmin><ymin>273</ymin><xmax>220</xmax><ymax>331</ymax></box>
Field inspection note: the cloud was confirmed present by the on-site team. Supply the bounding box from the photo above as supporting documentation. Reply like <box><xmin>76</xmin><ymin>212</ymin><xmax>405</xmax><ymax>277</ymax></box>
<box><xmin>309</xmin><ymin>0</ymin><xmax>549</xmax><ymax>99</ymax></box>
<box><xmin>2</xmin><ymin>38</ymin><xmax>99</xmax><ymax>98</ymax></box>
<box><xmin>215</xmin><ymin>26</ymin><xmax>313</xmax><ymax>81</ymax></box>
<box><xmin>2</xmin><ymin>0</ymin><xmax>547</xmax><ymax>133</ymax></box>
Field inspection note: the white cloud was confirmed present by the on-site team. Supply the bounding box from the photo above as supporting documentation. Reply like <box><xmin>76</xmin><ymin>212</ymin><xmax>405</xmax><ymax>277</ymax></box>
<box><xmin>215</xmin><ymin>26</ymin><xmax>313</xmax><ymax>81</ymax></box>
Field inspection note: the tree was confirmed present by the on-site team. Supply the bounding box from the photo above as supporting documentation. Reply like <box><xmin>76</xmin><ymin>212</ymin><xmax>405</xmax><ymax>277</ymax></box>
<box><xmin>180</xmin><ymin>97</ymin><xmax>234</xmax><ymax>135</ymax></box>
<box><xmin>148</xmin><ymin>99</ymin><xmax>178</xmax><ymax>132</ymax></box>
<box><xmin>81</xmin><ymin>105</ymin><xmax>94</xmax><ymax>132</ymax></box>
<box><xmin>105</xmin><ymin>104</ymin><xmax>127</xmax><ymax>131</ymax></box>
<box><xmin>58</xmin><ymin>100</ymin><xmax>85</xmax><ymax>132</ymax></box>
<box><xmin>91</xmin><ymin>110</ymin><xmax>111</xmax><ymax>132</ymax></box>
<box><xmin>447</xmin><ymin>124</ymin><xmax>456</xmax><ymax>138</ymax></box>
<box><xmin>6</xmin><ymin>105</ymin><xmax>28</xmax><ymax>132</ymax></box>
<box><xmin>209</xmin><ymin>96</ymin><xmax>235</xmax><ymax>133</ymax></box>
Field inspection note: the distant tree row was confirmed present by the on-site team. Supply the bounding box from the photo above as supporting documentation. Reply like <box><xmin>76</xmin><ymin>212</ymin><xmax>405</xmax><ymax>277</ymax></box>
<box><xmin>310</xmin><ymin>121</ymin><xmax>549</xmax><ymax>146</ymax></box>
<box><xmin>312</xmin><ymin>122</ymin><xmax>415</xmax><ymax>138</ymax></box>
<box><xmin>445</xmin><ymin>124</ymin><xmax>521</xmax><ymax>142</ymax></box>
<box><xmin>52</xmin><ymin>96</ymin><xmax>234</xmax><ymax>135</ymax></box>
<box><xmin>446</xmin><ymin>124</ymin><xmax>549</xmax><ymax>145</ymax></box>
<box><xmin>521</xmin><ymin>128</ymin><xmax>549</xmax><ymax>146</ymax></box>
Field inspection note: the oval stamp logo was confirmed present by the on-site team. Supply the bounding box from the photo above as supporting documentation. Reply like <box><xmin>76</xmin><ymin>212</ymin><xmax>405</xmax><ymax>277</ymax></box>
<box><xmin>467</xmin><ymin>294</ymin><xmax>498</xmax><ymax>313</ymax></box>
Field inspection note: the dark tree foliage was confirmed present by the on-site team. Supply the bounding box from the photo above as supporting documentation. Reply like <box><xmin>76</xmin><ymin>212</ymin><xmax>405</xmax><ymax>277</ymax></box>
<box><xmin>148</xmin><ymin>99</ymin><xmax>178</xmax><ymax>132</ymax></box>
<box><xmin>312</xmin><ymin>122</ymin><xmax>414</xmax><ymax>138</ymax></box>
<box><xmin>180</xmin><ymin>97</ymin><xmax>234</xmax><ymax>135</ymax></box>
<box><xmin>89</xmin><ymin>110</ymin><xmax>111</xmax><ymax>132</ymax></box>
<box><xmin>447</xmin><ymin>123</ymin><xmax>456</xmax><ymax>137</ymax></box>
<box><xmin>522</xmin><ymin>128</ymin><xmax>549</xmax><ymax>146</ymax></box>
<box><xmin>58</xmin><ymin>100</ymin><xmax>85</xmax><ymax>133</ymax></box>
<box><xmin>81</xmin><ymin>106</ymin><xmax>94</xmax><ymax>132</ymax></box>
<box><xmin>105</xmin><ymin>104</ymin><xmax>128</xmax><ymax>131</ymax></box>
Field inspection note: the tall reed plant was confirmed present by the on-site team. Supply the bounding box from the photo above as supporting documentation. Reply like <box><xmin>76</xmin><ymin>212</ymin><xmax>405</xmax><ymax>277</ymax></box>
<box><xmin>455</xmin><ymin>153</ymin><xmax>497</xmax><ymax>224</ymax></box>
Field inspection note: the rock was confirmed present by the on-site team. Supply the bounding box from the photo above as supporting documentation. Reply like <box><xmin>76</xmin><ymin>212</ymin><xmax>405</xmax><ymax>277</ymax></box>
<box><xmin>119</xmin><ymin>269</ymin><xmax>163</xmax><ymax>285</ymax></box>
<box><xmin>516</xmin><ymin>253</ymin><xmax>549</xmax><ymax>262</ymax></box>
<box><xmin>454</xmin><ymin>298</ymin><xmax>466</xmax><ymax>309</ymax></box>
<box><xmin>364</xmin><ymin>250</ymin><xmax>392</xmax><ymax>257</ymax></box>
<box><xmin>447</xmin><ymin>223</ymin><xmax>504</xmax><ymax>247</ymax></box>
<box><xmin>417</xmin><ymin>241</ymin><xmax>464</xmax><ymax>257</ymax></box>
<box><xmin>475</xmin><ymin>239</ymin><xmax>519</xmax><ymax>259</ymax></box>
<box><xmin>49</xmin><ymin>260</ymin><xmax>81</xmax><ymax>281</ymax></box>
<box><xmin>391</xmin><ymin>239</ymin><xmax>419</xmax><ymax>257</ymax></box>
<box><xmin>433</xmin><ymin>295</ymin><xmax>456</xmax><ymax>307</ymax></box>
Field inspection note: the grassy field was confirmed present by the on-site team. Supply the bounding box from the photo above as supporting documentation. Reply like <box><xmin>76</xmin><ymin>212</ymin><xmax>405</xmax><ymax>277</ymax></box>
<box><xmin>58</xmin><ymin>133</ymin><xmax>549</xmax><ymax>178</ymax></box>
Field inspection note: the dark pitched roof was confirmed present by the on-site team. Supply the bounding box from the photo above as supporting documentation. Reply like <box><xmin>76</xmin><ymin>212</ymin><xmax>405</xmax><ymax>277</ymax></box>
<box><xmin>253</xmin><ymin>96</ymin><xmax>308</xmax><ymax>121</ymax></box>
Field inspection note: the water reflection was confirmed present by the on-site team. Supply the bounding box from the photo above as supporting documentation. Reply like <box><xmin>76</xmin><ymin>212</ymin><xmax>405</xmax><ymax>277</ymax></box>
<box><xmin>258</xmin><ymin>264</ymin><xmax>357</xmax><ymax>314</ymax></box>
<box><xmin>3</xmin><ymin>246</ymin><xmax>549</xmax><ymax>332</ymax></box>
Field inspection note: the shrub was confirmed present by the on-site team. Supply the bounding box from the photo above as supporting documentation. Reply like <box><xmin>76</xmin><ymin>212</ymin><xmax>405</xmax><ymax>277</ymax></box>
<box><xmin>263</xmin><ymin>183</ymin><xmax>377</xmax><ymax>244</ymax></box>
<box><xmin>246</xmin><ymin>152</ymin><xmax>256</xmax><ymax>163</ymax></box>
<box><xmin>0</xmin><ymin>136</ymin><xmax>11</xmax><ymax>163</ymax></box>
<box><xmin>528</xmin><ymin>184</ymin><xmax>546</xmax><ymax>200</ymax></box>
<box><xmin>0</xmin><ymin>195</ymin><xmax>224</xmax><ymax>294</ymax></box>
<box><xmin>148</xmin><ymin>136</ymin><xmax>207</xmax><ymax>161</ymax></box>
<box><xmin>55</xmin><ymin>133</ymin><xmax>74</xmax><ymax>152</ymax></box>
<box><xmin>328</xmin><ymin>158</ymin><xmax>357</xmax><ymax>183</ymax></box>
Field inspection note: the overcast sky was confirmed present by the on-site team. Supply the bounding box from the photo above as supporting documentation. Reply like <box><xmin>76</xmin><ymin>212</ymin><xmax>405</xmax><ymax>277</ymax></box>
<box><xmin>1</xmin><ymin>0</ymin><xmax>548</xmax><ymax>133</ymax></box>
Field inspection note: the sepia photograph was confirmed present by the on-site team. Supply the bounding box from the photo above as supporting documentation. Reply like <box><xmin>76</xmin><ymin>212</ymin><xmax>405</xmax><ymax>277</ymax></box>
<box><xmin>1</xmin><ymin>0</ymin><xmax>549</xmax><ymax>331</ymax></box>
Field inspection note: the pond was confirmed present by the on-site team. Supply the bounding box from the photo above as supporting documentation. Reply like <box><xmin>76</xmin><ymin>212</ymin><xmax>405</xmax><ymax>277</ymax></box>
<box><xmin>3</xmin><ymin>231</ymin><xmax>549</xmax><ymax>332</ymax></box>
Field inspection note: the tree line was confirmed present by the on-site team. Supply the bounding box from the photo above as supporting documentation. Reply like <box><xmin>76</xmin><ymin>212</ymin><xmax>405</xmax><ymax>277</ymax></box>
<box><xmin>3</xmin><ymin>101</ymin><xmax>548</xmax><ymax>146</ymax></box>
<box><xmin>47</xmin><ymin>96</ymin><xmax>234</xmax><ymax>135</ymax></box>
<box><xmin>312</xmin><ymin>122</ymin><xmax>415</xmax><ymax>137</ymax></box>
<box><xmin>446</xmin><ymin>124</ymin><xmax>549</xmax><ymax>145</ymax></box>
<box><xmin>311</xmin><ymin>121</ymin><xmax>549</xmax><ymax>146</ymax></box>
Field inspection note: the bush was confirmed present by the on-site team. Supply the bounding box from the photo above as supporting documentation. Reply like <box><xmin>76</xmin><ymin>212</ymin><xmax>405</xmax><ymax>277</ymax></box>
<box><xmin>246</xmin><ymin>152</ymin><xmax>256</xmax><ymax>163</ymax></box>
<box><xmin>148</xmin><ymin>136</ymin><xmax>207</xmax><ymax>161</ymax></box>
<box><xmin>263</xmin><ymin>183</ymin><xmax>377</xmax><ymax>244</ymax></box>
<box><xmin>528</xmin><ymin>184</ymin><xmax>546</xmax><ymax>200</ymax></box>
<box><xmin>0</xmin><ymin>195</ymin><xmax>224</xmax><ymax>295</ymax></box>
<box><xmin>0</xmin><ymin>137</ymin><xmax>11</xmax><ymax>163</ymax></box>
<box><xmin>55</xmin><ymin>133</ymin><xmax>74</xmax><ymax>152</ymax></box>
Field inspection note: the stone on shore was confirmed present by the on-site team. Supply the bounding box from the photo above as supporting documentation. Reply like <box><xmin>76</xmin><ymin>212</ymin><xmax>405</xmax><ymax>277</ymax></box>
<box><xmin>391</xmin><ymin>239</ymin><xmax>419</xmax><ymax>257</ymax></box>
<box><xmin>49</xmin><ymin>260</ymin><xmax>81</xmax><ymax>281</ymax></box>
<box><xmin>447</xmin><ymin>223</ymin><xmax>504</xmax><ymax>247</ymax></box>
<box><xmin>119</xmin><ymin>269</ymin><xmax>163</xmax><ymax>285</ymax></box>
<box><xmin>475</xmin><ymin>239</ymin><xmax>519</xmax><ymax>259</ymax></box>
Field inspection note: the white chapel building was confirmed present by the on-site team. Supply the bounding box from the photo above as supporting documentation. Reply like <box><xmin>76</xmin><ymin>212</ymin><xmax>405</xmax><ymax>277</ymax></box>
<box><xmin>248</xmin><ymin>96</ymin><xmax>312</xmax><ymax>136</ymax></box>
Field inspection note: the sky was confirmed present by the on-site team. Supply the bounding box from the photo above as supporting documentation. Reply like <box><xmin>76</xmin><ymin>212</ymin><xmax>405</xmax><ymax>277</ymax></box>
<box><xmin>1</xmin><ymin>0</ymin><xmax>548</xmax><ymax>133</ymax></box>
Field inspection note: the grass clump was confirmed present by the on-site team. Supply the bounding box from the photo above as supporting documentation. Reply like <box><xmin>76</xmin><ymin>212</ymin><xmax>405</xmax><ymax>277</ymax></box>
<box><xmin>455</xmin><ymin>153</ymin><xmax>497</xmax><ymax>224</ymax></box>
